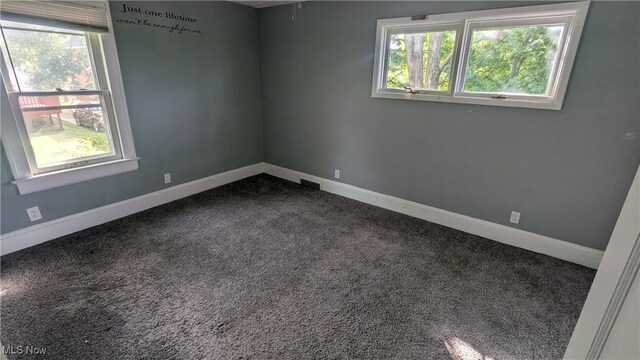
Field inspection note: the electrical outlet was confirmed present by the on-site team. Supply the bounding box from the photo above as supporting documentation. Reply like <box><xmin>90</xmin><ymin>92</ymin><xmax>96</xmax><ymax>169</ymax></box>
<box><xmin>335</xmin><ymin>169</ymin><xmax>340</xmax><ymax>179</ymax></box>
<box><xmin>510</xmin><ymin>211</ymin><xmax>521</xmax><ymax>224</ymax></box>
<box><xmin>26</xmin><ymin>206</ymin><xmax>42</xmax><ymax>222</ymax></box>
<box><xmin>164</xmin><ymin>173</ymin><xmax>171</xmax><ymax>184</ymax></box>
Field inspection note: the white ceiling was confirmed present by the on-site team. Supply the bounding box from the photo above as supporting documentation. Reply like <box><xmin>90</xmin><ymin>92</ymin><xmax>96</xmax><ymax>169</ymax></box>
<box><xmin>227</xmin><ymin>1</ymin><xmax>301</xmax><ymax>8</ymax></box>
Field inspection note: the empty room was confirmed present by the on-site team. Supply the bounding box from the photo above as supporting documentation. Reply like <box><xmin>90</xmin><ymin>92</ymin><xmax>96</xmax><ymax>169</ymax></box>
<box><xmin>0</xmin><ymin>0</ymin><xmax>638</xmax><ymax>359</ymax></box>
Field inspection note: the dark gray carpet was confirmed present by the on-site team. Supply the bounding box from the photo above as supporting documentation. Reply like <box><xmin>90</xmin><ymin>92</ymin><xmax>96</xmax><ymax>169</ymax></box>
<box><xmin>1</xmin><ymin>174</ymin><xmax>595</xmax><ymax>359</ymax></box>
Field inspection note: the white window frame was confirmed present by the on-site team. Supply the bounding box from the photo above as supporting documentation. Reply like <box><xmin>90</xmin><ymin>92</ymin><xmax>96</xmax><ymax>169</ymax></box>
<box><xmin>1</xmin><ymin>2</ymin><xmax>138</xmax><ymax>195</ymax></box>
<box><xmin>371</xmin><ymin>1</ymin><xmax>590</xmax><ymax>110</ymax></box>
<box><xmin>382</xmin><ymin>23</ymin><xmax>462</xmax><ymax>96</ymax></box>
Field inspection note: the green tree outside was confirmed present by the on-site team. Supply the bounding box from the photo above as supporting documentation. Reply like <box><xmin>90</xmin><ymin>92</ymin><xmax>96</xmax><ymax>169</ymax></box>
<box><xmin>385</xmin><ymin>24</ymin><xmax>562</xmax><ymax>95</ymax></box>
<box><xmin>3</xmin><ymin>26</ymin><xmax>95</xmax><ymax>91</ymax></box>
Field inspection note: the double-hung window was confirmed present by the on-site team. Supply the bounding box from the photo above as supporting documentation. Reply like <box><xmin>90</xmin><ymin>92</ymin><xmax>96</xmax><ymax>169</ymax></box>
<box><xmin>1</xmin><ymin>1</ymin><xmax>137</xmax><ymax>194</ymax></box>
<box><xmin>371</xmin><ymin>2</ymin><xmax>590</xmax><ymax>109</ymax></box>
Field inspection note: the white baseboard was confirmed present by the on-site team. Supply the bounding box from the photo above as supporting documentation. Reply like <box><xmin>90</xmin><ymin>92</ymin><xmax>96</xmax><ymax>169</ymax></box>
<box><xmin>263</xmin><ymin>163</ymin><xmax>603</xmax><ymax>269</ymax></box>
<box><xmin>1</xmin><ymin>161</ymin><xmax>604</xmax><ymax>269</ymax></box>
<box><xmin>0</xmin><ymin>163</ymin><xmax>264</xmax><ymax>256</ymax></box>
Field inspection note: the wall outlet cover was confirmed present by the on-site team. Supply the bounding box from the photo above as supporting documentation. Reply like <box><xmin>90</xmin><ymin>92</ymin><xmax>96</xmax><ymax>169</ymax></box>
<box><xmin>26</xmin><ymin>206</ymin><xmax>42</xmax><ymax>222</ymax></box>
<box><xmin>510</xmin><ymin>211</ymin><xmax>521</xmax><ymax>224</ymax></box>
<box><xmin>164</xmin><ymin>173</ymin><xmax>172</xmax><ymax>184</ymax></box>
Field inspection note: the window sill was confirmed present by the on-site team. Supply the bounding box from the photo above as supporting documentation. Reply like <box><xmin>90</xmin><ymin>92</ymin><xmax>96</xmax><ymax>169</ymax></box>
<box><xmin>371</xmin><ymin>91</ymin><xmax>562</xmax><ymax>110</ymax></box>
<box><xmin>13</xmin><ymin>157</ymin><xmax>139</xmax><ymax>195</ymax></box>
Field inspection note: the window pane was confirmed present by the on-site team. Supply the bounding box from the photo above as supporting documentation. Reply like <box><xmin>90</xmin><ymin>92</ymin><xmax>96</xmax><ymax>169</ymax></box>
<box><xmin>385</xmin><ymin>30</ymin><xmax>457</xmax><ymax>91</ymax></box>
<box><xmin>463</xmin><ymin>24</ymin><xmax>564</xmax><ymax>95</ymax></box>
<box><xmin>21</xmin><ymin>105</ymin><xmax>114</xmax><ymax>167</ymax></box>
<box><xmin>2</xmin><ymin>25</ymin><xmax>97</xmax><ymax>91</ymax></box>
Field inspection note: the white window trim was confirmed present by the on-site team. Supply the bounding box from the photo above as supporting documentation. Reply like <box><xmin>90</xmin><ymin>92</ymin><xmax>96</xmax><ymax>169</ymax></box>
<box><xmin>1</xmin><ymin>2</ymin><xmax>138</xmax><ymax>195</ymax></box>
<box><xmin>371</xmin><ymin>1</ymin><xmax>590</xmax><ymax>110</ymax></box>
<box><xmin>382</xmin><ymin>23</ymin><xmax>462</xmax><ymax>97</ymax></box>
<box><xmin>12</xmin><ymin>158</ymin><xmax>139</xmax><ymax>194</ymax></box>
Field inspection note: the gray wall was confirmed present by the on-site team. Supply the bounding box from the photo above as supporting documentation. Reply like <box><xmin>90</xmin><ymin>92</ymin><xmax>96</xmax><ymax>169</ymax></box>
<box><xmin>2</xmin><ymin>1</ymin><xmax>638</xmax><ymax>252</ymax></box>
<box><xmin>1</xmin><ymin>1</ymin><xmax>263</xmax><ymax>233</ymax></box>
<box><xmin>258</xmin><ymin>1</ymin><xmax>640</xmax><ymax>250</ymax></box>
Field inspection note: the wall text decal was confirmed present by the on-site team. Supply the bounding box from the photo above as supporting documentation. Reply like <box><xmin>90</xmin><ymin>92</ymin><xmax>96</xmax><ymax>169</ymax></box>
<box><xmin>116</xmin><ymin>3</ymin><xmax>202</xmax><ymax>35</ymax></box>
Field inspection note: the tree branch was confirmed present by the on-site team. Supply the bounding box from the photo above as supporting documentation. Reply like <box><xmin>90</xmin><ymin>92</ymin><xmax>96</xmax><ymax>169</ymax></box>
<box><xmin>509</xmin><ymin>32</ymin><xmax>534</xmax><ymax>79</ymax></box>
<box><xmin>438</xmin><ymin>51</ymin><xmax>453</xmax><ymax>72</ymax></box>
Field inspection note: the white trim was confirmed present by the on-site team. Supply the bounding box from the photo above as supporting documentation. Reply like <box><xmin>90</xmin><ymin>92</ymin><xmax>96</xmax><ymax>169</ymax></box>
<box><xmin>101</xmin><ymin>3</ymin><xmax>137</xmax><ymax>163</ymax></box>
<box><xmin>1</xmin><ymin>161</ymin><xmax>605</xmax><ymax>268</ymax></box>
<box><xmin>263</xmin><ymin>163</ymin><xmax>603</xmax><ymax>269</ymax></box>
<box><xmin>0</xmin><ymin>85</ymin><xmax>31</xmax><ymax>179</ymax></box>
<box><xmin>12</xmin><ymin>157</ymin><xmax>139</xmax><ymax>195</ymax></box>
<box><xmin>564</xmin><ymin>166</ymin><xmax>640</xmax><ymax>359</ymax></box>
<box><xmin>371</xmin><ymin>1</ymin><xmax>590</xmax><ymax>110</ymax></box>
<box><xmin>0</xmin><ymin>163</ymin><xmax>263</xmax><ymax>256</ymax></box>
<box><xmin>369</xmin><ymin>91</ymin><xmax>563</xmax><ymax>110</ymax></box>
<box><xmin>587</xmin><ymin>235</ymin><xmax>640</xmax><ymax>358</ymax></box>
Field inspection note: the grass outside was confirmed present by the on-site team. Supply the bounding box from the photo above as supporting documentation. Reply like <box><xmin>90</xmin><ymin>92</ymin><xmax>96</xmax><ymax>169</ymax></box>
<box><xmin>27</xmin><ymin>117</ymin><xmax>112</xmax><ymax>166</ymax></box>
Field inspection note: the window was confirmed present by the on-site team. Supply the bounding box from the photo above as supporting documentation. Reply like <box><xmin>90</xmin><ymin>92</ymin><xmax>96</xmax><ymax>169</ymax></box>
<box><xmin>371</xmin><ymin>2</ymin><xmax>590</xmax><ymax>110</ymax></box>
<box><xmin>1</xmin><ymin>1</ymin><xmax>137</xmax><ymax>194</ymax></box>
<box><xmin>385</xmin><ymin>27</ymin><xmax>458</xmax><ymax>93</ymax></box>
